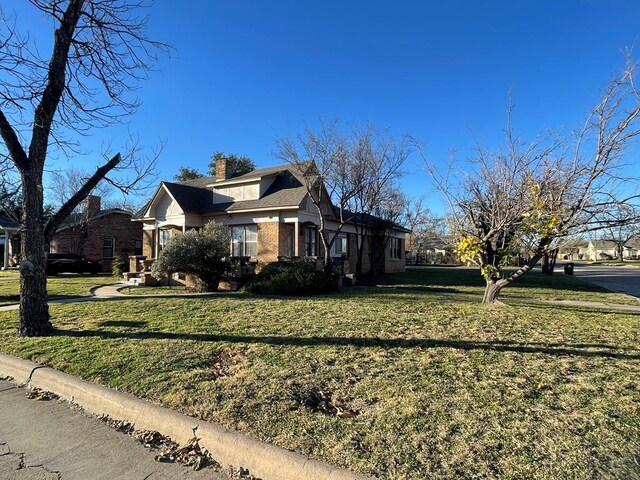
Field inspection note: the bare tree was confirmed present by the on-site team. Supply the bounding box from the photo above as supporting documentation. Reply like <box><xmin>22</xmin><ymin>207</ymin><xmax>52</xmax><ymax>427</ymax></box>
<box><xmin>275</xmin><ymin>120</ymin><xmax>358</xmax><ymax>273</ymax></box>
<box><xmin>348</xmin><ymin>125</ymin><xmax>408</xmax><ymax>276</ymax></box>
<box><xmin>49</xmin><ymin>168</ymin><xmax>113</xmax><ymax>210</ymax></box>
<box><xmin>366</xmin><ymin>188</ymin><xmax>406</xmax><ymax>275</ymax></box>
<box><xmin>423</xmin><ymin>55</ymin><xmax>640</xmax><ymax>303</ymax></box>
<box><xmin>0</xmin><ymin>1</ymin><xmax>167</xmax><ymax>336</ymax></box>
<box><xmin>597</xmin><ymin>205</ymin><xmax>640</xmax><ymax>261</ymax></box>
<box><xmin>401</xmin><ymin>196</ymin><xmax>450</xmax><ymax>265</ymax></box>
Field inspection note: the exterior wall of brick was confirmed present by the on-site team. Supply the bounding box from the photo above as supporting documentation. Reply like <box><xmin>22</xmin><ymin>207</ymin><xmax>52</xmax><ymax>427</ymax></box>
<box><xmin>142</xmin><ymin>229</ymin><xmax>154</xmax><ymax>258</ymax></box>
<box><xmin>278</xmin><ymin>223</ymin><xmax>293</xmax><ymax>257</ymax></box>
<box><xmin>50</xmin><ymin>213</ymin><xmax>142</xmax><ymax>272</ymax></box>
<box><xmin>340</xmin><ymin>233</ymin><xmax>371</xmax><ymax>275</ymax></box>
<box><xmin>385</xmin><ymin>237</ymin><xmax>405</xmax><ymax>273</ymax></box>
<box><xmin>257</xmin><ymin>222</ymin><xmax>280</xmax><ymax>263</ymax></box>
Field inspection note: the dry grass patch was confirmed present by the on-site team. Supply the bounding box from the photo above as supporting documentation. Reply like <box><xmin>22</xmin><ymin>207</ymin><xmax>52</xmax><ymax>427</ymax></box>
<box><xmin>0</xmin><ymin>284</ymin><xmax>638</xmax><ymax>479</ymax></box>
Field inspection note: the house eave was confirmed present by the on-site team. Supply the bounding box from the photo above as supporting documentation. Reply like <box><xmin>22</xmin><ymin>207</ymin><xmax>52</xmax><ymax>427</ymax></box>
<box><xmin>205</xmin><ymin>173</ymin><xmax>279</xmax><ymax>188</ymax></box>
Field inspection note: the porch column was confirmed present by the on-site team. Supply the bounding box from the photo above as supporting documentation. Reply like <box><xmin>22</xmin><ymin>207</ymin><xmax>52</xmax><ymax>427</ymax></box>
<box><xmin>294</xmin><ymin>221</ymin><xmax>300</xmax><ymax>256</ymax></box>
<box><xmin>154</xmin><ymin>227</ymin><xmax>159</xmax><ymax>259</ymax></box>
<box><xmin>3</xmin><ymin>231</ymin><xmax>9</xmax><ymax>270</ymax></box>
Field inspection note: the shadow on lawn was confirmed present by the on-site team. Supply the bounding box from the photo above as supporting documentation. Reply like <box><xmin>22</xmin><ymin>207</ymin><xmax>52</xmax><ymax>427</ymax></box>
<box><xmin>392</xmin><ymin>268</ymin><xmax>614</xmax><ymax>294</ymax></box>
<box><xmin>54</xmin><ymin>327</ymin><xmax>640</xmax><ymax>360</ymax></box>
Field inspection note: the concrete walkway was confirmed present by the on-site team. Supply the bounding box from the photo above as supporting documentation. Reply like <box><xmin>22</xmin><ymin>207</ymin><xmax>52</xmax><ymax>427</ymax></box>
<box><xmin>0</xmin><ymin>380</ymin><xmax>229</xmax><ymax>480</ymax></box>
<box><xmin>0</xmin><ymin>285</ymin><xmax>223</xmax><ymax>312</ymax></box>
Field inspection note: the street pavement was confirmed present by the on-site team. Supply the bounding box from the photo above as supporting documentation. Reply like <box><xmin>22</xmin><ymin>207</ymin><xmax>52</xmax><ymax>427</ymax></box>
<box><xmin>0</xmin><ymin>380</ymin><xmax>230</xmax><ymax>480</ymax></box>
<box><xmin>573</xmin><ymin>263</ymin><xmax>640</xmax><ymax>298</ymax></box>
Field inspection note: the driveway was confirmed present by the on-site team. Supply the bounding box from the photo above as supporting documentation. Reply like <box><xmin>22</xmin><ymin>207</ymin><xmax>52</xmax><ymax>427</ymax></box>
<box><xmin>573</xmin><ymin>263</ymin><xmax>640</xmax><ymax>298</ymax></box>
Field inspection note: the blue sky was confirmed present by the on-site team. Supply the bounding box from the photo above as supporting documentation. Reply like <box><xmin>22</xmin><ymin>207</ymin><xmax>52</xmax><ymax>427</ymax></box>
<box><xmin>8</xmin><ymin>1</ymin><xmax>640</xmax><ymax>211</ymax></box>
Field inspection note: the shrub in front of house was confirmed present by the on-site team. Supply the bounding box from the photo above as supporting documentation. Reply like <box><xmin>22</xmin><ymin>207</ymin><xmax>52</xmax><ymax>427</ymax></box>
<box><xmin>151</xmin><ymin>222</ymin><xmax>231</xmax><ymax>291</ymax></box>
<box><xmin>245</xmin><ymin>261</ymin><xmax>339</xmax><ymax>296</ymax></box>
<box><xmin>112</xmin><ymin>252</ymin><xmax>129</xmax><ymax>279</ymax></box>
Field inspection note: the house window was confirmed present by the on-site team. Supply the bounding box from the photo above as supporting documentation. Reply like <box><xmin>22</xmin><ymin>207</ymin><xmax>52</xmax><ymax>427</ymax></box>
<box><xmin>231</xmin><ymin>225</ymin><xmax>258</xmax><ymax>257</ymax></box>
<box><xmin>287</xmin><ymin>228</ymin><xmax>294</xmax><ymax>257</ymax></box>
<box><xmin>133</xmin><ymin>239</ymin><xmax>143</xmax><ymax>256</ymax></box>
<box><xmin>158</xmin><ymin>229</ymin><xmax>172</xmax><ymax>254</ymax></box>
<box><xmin>334</xmin><ymin>234</ymin><xmax>348</xmax><ymax>255</ymax></box>
<box><xmin>103</xmin><ymin>238</ymin><xmax>115</xmax><ymax>259</ymax></box>
<box><xmin>390</xmin><ymin>238</ymin><xmax>402</xmax><ymax>259</ymax></box>
<box><xmin>304</xmin><ymin>226</ymin><xmax>317</xmax><ymax>256</ymax></box>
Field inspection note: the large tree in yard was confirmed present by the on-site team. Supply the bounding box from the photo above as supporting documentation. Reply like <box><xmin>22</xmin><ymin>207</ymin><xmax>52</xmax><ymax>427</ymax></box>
<box><xmin>0</xmin><ymin>0</ymin><xmax>165</xmax><ymax>336</ymax></box>
<box><xmin>425</xmin><ymin>56</ymin><xmax>640</xmax><ymax>304</ymax></box>
<box><xmin>275</xmin><ymin>120</ymin><xmax>408</xmax><ymax>276</ymax></box>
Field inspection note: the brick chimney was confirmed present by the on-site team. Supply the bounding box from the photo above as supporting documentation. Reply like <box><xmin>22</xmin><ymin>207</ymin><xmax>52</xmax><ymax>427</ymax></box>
<box><xmin>215</xmin><ymin>158</ymin><xmax>228</xmax><ymax>181</ymax></box>
<box><xmin>83</xmin><ymin>195</ymin><xmax>101</xmax><ymax>218</ymax></box>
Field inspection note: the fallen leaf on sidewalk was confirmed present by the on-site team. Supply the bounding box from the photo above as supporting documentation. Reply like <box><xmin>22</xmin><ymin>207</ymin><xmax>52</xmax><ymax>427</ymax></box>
<box><xmin>26</xmin><ymin>387</ymin><xmax>58</xmax><ymax>401</ymax></box>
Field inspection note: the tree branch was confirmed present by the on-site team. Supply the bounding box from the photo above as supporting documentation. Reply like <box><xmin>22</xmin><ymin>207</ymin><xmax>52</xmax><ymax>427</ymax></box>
<box><xmin>0</xmin><ymin>108</ymin><xmax>28</xmax><ymax>169</ymax></box>
<box><xmin>44</xmin><ymin>152</ymin><xmax>120</xmax><ymax>240</ymax></box>
<box><xmin>28</xmin><ymin>0</ymin><xmax>83</xmax><ymax>165</ymax></box>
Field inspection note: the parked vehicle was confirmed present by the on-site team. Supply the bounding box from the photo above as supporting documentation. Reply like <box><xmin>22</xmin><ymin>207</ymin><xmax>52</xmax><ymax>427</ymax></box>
<box><xmin>47</xmin><ymin>253</ymin><xmax>101</xmax><ymax>275</ymax></box>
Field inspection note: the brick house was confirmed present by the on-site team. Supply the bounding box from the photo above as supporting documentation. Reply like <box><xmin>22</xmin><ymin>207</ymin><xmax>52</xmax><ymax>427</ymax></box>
<box><xmin>49</xmin><ymin>196</ymin><xmax>143</xmax><ymax>272</ymax></box>
<box><xmin>133</xmin><ymin>161</ymin><xmax>408</xmax><ymax>278</ymax></box>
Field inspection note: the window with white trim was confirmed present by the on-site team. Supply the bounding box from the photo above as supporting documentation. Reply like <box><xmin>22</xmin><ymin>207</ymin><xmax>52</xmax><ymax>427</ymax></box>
<box><xmin>158</xmin><ymin>229</ymin><xmax>172</xmax><ymax>254</ymax></box>
<box><xmin>334</xmin><ymin>234</ymin><xmax>348</xmax><ymax>255</ymax></box>
<box><xmin>231</xmin><ymin>225</ymin><xmax>258</xmax><ymax>257</ymax></box>
<box><xmin>390</xmin><ymin>238</ymin><xmax>402</xmax><ymax>259</ymax></box>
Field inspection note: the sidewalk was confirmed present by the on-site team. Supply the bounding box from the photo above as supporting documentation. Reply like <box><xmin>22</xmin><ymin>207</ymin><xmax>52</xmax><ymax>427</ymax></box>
<box><xmin>0</xmin><ymin>380</ymin><xmax>229</xmax><ymax>480</ymax></box>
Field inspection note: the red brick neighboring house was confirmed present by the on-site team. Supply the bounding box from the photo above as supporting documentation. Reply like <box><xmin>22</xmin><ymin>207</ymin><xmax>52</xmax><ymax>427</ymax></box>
<box><xmin>49</xmin><ymin>196</ymin><xmax>143</xmax><ymax>272</ymax></box>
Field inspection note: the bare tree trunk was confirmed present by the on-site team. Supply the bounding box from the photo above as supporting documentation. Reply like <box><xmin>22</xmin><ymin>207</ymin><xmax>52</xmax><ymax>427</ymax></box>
<box><xmin>482</xmin><ymin>280</ymin><xmax>503</xmax><ymax>304</ymax></box>
<box><xmin>318</xmin><ymin>218</ymin><xmax>332</xmax><ymax>275</ymax></box>
<box><xmin>19</xmin><ymin>171</ymin><xmax>51</xmax><ymax>336</ymax></box>
<box><xmin>355</xmin><ymin>230</ymin><xmax>366</xmax><ymax>278</ymax></box>
<box><xmin>617</xmin><ymin>243</ymin><xmax>625</xmax><ymax>262</ymax></box>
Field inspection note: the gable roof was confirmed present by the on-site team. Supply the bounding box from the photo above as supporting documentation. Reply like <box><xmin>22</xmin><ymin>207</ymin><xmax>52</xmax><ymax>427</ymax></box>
<box><xmin>135</xmin><ymin>166</ymin><xmax>308</xmax><ymax>218</ymax></box>
<box><xmin>136</xmin><ymin>162</ymin><xmax>409</xmax><ymax>232</ymax></box>
<box><xmin>0</xmin><ymin>217</ymin><xmax>19</xmax><ymax>231</ymax></box>
<box><xmin>57</xmin><ymin>208</ymin><xmax>133</xmax><ymax>231</ymax></box>
<box><xmin>341</xmin><ymin>210</ymin><xmax>411</xmax><ymax>233</ymax></box>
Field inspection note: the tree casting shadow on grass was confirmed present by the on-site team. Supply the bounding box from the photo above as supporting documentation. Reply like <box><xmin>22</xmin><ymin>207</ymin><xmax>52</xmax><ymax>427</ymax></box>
<box><xmin>53</xmin><ymin>327</ymin><xmax>640</xmax><ymax>360</ymax></box>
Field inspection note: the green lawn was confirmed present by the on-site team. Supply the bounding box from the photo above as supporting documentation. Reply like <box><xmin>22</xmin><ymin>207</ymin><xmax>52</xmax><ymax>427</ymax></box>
<box><xmin>0</xmin><ymin>269</ymin><xmax>638</xmax><ymax>479</ymax></box>
<box><xmin>392</xmin><ymin>266</ymin><xmax>639</xmax><ymax>304</ymax></box>
<box><xmin>0</xmin><ymin>274</ymin><xmax>112</xmax><ymax>306</ymax></box>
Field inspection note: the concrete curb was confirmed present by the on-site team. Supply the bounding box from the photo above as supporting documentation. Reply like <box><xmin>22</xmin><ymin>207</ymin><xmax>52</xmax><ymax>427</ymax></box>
<box><xmin>0</xmin><ymin>352</ymin><xmax>371</xmax><ymax>480</ymax></box>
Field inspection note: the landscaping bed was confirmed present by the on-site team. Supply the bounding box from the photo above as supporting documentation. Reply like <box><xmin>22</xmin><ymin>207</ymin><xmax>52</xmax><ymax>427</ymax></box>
<box><xmin>0</xmin><ymin>269</ymin><xmax>638</xmax><ymax>479</ymax></box>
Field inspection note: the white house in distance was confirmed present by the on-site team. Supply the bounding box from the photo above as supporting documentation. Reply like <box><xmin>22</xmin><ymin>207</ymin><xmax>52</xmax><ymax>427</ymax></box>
<box><xmin>560</xmin><ymin>238</ymin><xmax>640</xmax><ymax>260</ymax></box>
<box><xmin>133</xmin><ymin>160</ymin><xmax>409</xmax><ymax>276</ymax></box>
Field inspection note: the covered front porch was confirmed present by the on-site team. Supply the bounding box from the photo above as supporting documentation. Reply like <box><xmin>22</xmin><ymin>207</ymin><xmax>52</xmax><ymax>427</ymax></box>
<box><xmin>0</xmin><ymin>217</ymin><xmax>20</xmax><ymax>270</ymax></box>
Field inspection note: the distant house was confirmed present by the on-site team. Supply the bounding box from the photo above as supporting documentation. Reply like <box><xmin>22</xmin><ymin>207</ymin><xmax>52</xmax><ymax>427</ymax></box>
<box><xmin>558</xmin><ymin>238</ymin><xmax>590</xmax><ymax>260</ymax></box>
<box><xmin>560</xmin><ymin>238</ymin><xmax>640</xmax><ymax>261</ymax></box>
<box><xmin>586</xmin><ymin>240</ymin><xmax>619</xmax><ymax>260</ymax></box>
<box><xmin>133</xmin><ymin>161</ymin><xmax>409</xmax><ymax>280</ymax></box>
<box><xmin>0</xmin><ymin>217</ymin><xmax>20</xmax><ymax>270</ymax></box>
<box><xmin>49</xmin><ymin>195</ymin><xmax>142</xmax><ymax>272</ymax></box>
<box><xmin>406</xmin><ymin>234</ymin><xmax>456</xmax><ymax>265</ymax></box>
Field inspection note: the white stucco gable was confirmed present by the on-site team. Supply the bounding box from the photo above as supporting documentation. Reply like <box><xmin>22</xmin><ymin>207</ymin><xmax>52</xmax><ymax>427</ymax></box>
<box><xmin>144</xmin><ymin>184</ymin><xmax>185</xmax><ymax>220</ymax></box>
